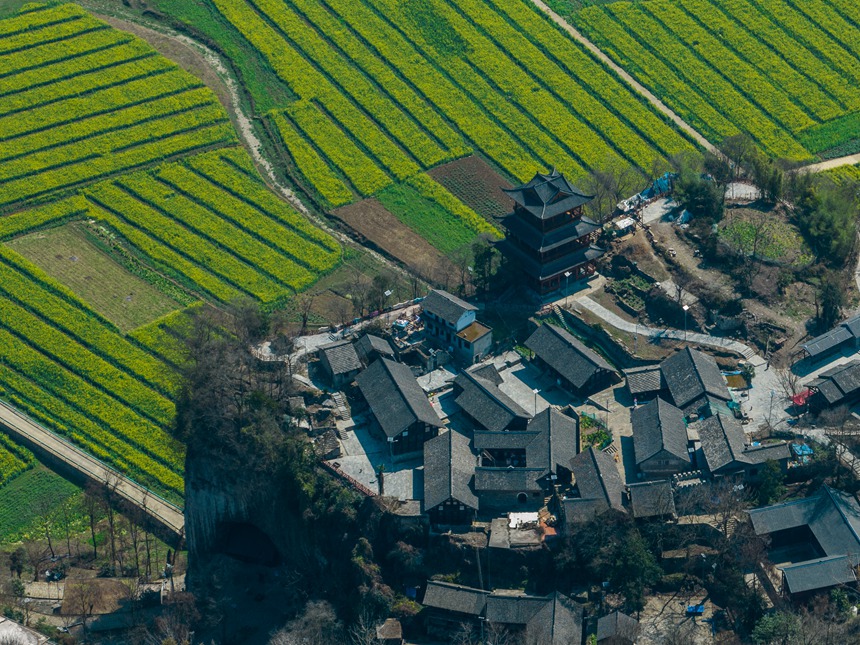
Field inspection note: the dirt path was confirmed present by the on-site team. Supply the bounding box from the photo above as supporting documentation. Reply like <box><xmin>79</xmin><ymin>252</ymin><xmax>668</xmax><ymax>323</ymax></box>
<box><xmin>0</xmin><ymin>400</ymin><xmax>184</xmax><ymax>542</ymax></box>
<box><xmin>530</xmin><ymin>0</ymin><xmax>718</xmax><ymax>154</ymax></box>
<box><xmin>802</xmin><ymin>152</ymin><xmax>860</xmax><ymax>173</ymax></box>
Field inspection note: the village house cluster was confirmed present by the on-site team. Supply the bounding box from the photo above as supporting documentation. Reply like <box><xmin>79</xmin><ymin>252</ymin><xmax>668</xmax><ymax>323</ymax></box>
<box><xmin>299</xmin><ymin>169</ymin><xmax>860</xmax><ymax>641</ymax></box>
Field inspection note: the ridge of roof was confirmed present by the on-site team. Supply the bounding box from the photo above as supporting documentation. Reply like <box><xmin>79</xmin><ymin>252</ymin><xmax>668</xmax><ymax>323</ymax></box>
<box><xmin>461</xmin><ymin>366</ymin><xmax>531</xmax><ymax>419</ymax></box>
<box><xmin>824</xmin><ymin>486</ymin><xmax>860</xmax><ymax>546</ymax></box>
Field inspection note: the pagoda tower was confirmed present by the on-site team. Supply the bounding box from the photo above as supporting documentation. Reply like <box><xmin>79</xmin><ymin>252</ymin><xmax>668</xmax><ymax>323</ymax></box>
<box><xmin>500</xmin><ymin>169</ymin><xmax>605</xmax><ymax>295</ymax></box>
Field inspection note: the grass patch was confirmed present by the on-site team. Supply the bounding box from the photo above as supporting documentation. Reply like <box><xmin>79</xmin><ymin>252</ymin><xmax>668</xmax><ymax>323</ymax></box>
<box><xmin>719</xmin><ymin>209</ymin><xmax>813</xmax><ymax>267</ymax></box>
<box><xmin>376</xmin><ymin>182</ymin><xmax>475</xmax><ymax>255</ymax></box>
<box><xmin>7</xmin><ymin>223</ymin><xmax>182</xmax><ymax>332</ymax></box>
<box><xmin>0</xmin><ymin>466</ymin><xmax>81</xmax><ymax>544</ymax></box>
<box><xmin>799</xmin><ymin>111</ymin><xmax>860</xmax><ymax>155</ymax></box>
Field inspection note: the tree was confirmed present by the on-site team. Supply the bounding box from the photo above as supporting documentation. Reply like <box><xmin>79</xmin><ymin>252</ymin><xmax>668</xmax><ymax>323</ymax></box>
<box><xmin>609</xmin><ymin>528</ymin><xmax>662</xmax><ymax>612</ymax></box>
<box><xmin>757</xmin><ymin>460</ymin><xmax>786</xmax><ymax>505</ymax></box>
<box><xmin>83</xmin><ymin>481</ymin><xmax>101</xmax><ymax>559</ymax></box>
<box><xmin>269</xmin><ymin>600</ymin><xmax>345</xmax><ymax>645</ymax></box>
<box><xmin>719</xmin><ymin>133</ymin><xmax>755</xmax><ymax>183</ymax></box>
<box><xmin>367</xmin><ymin>273</ymin><xmax>393</xmax><ymax>313</ymax></box>
<box><xmin>296</xmin><ymin>293</ymin><xmax>316</xmax><ymax>334</ymax></box>
<box><xmin>8</xmin><ymin>547</ymin><xmax>24</xmax><ymax>579</ymax></box>
<box><xmin>471</xmin><ymin>235</ymin><xmax>500</xmax><ymax>295</ymax></box>
<box><xmin>818</xmin><ymin>272</ymin><xmax>845</xmax><ymax>331</ymax></box>
<box><xmin>752</xmin><ymin>611</ymin><xmax>801</xmax><ymax>645</ymax></box>
<box><xmin>583</xmin><ymin>159</ymin><xmax>641</xmax><ymax>223</ymax></box>
<box><xmin>795</xmin><ymin>179</ymin><xmax>859</xmax><ymax>267</ymax></box>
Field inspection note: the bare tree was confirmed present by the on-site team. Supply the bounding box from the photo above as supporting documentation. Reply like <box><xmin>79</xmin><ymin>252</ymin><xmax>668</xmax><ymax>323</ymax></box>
<box><xmin>584</xmin><ymin>159</ymin><xmax>641</xmax><ymax>223</ymax></box>
<box><xmin>21</xmin><ymin>539</ymin><xmax>48</xmax><ymax>583</ymax></box>
<box><xmin>84</xmin><ymin>481</ymin><xmax>101</xmax><ymax>559</ymax></box>
<box><xmin>776</xmin><ymin>368</ymin><xmax>802</xmax><ymax>401</ymax></box>
<box><xmin>69</xmin><ymin>580</ymin><xmax>99</xmax><ymax>636</ymax></box>
<box><xmin>269</xmin><ymin>600</ymin><xmax>345</xmax><ymax>645</ymax></box>
<box><xmin>296</xmin><ymin>293</ymin><xmax>316</xmax><ymax>334</ymax></box>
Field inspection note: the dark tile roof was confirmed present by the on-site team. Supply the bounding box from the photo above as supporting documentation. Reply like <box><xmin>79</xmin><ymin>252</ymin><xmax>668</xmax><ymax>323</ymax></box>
<box><xmin>376</xmin><ymin>618</ymin><xmax>402</xmax><ymax>640</ymax></box>
<box><xmin>526</xmin><ymin>323</ymin><xmax>615</xmax><ymax>391</ymax></box>
<box><xmin>802</xmin><ymin>313</ymin><xmax>860</xmax><ymax>357</ymax></box>
<box><xmin>749</xmin><ymin>486</ymin><xmax>860</xmax><ymax>565</ymax></box>
<box><xmin>422</xmin><ymin>289</ymin><xmax>476</xmax><ymax>326</ymax></box>
<box><xmin>319</xmin><ymin>339</ymin><xmax>362</xmax><ymax>375</ymax></box>
<box><xmin>597</xmin><ymin>611</ymin><xmax>639</xmax><ymax>643</ymax></box>
<box><xmin>485</xmin><ymin>594</ymin><xmax>547</xmax><ymax>625</ymax></box>
<box><xmin>781</xmin><ymin>555</ymin><xmax>857</xmax><ymax>594</ymax></box>
<box><xmin>624</xmin><ymin>364</ymin><xmax>665</xmax><ymax>396</ymax></box>
<box><xmin>503</xmin><ymin>169</ymin><xmax>593</xmax><ymax>219</ymax></box>
<box><xmin>697</xmin><ymin>414</ymin><xmax>789</xmax><ymax>473</ymax></box>
<box><xmin>422</xmin><ymin>581</ymin><xmax>488</xmax><ymax>616</ymax></box>
<box><xmin>527</xmin><ymin>407</ymin><xmax>579</xmax><ymax>474</ymax></box>
<box><xmin>807</xmin><ymin>360</ymin><xmax>860</xmax><ymax>406</ymax></box>
<box><xmin>474</xmin><ymin>467</ymin><xmax>544</xmax><ymax>493</ymax></box>
<box><xmin>632</xmin><ymin>398</ymin><xmax>690</xmax><ymax>465</ymax></box>
<box><xmin>661</xmin><ymin>347</ymin><xmax>730</xmax><ymax>410</ymax></box>
<box><xmin>354</xmin><ymin>333</ymin><xmax>394</xmax><ymax>363</ymax></box>
<box><xmin>569</xmin><ymin>447</ymin><xmax>625</xmax><ymax>512</ymax></box>
<box><xmin>527</xmin><ymin>592</ymin><xmax>583</xmax><ymax>645</ymax></box>
<box><xmin>423</xmin><ymin>581</ymin><xmax>582</xmax><ymax>641</ymax></box>
<box><xmin>356</xmin><ymin>358</ymin><xmax>443</xmax><ymax>438</ymax></box>
<box><xmin>423</xmin><ymin>430</ymin><xmax>478</xmax><ymax>512</ymax></box>
<box><xmin>454</xmin><ymin>364</ymin><xmax>531</xmax><ymax>432</ymax></box>
<box><xmin>628</xmin><ymin>480</ymin><xmax>676</xmax><ymax>518</ymax></box>
<box><xmin>473</xmin><ymin>408</ymin><xmax>578</xmax><ymax>476</ymax></box>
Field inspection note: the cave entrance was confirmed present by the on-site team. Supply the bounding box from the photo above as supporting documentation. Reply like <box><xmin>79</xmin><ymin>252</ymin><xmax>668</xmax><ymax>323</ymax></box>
<box><xmin>215</xmin><ymin>522</ymin><xmax>281</xmax><ymax>566</ymax></box>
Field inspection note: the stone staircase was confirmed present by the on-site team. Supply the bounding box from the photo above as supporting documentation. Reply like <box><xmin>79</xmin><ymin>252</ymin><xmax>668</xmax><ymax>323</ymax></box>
<box><xmin>332</xmin><ymin>391</ymin><xmax>350</xmax><ymax>421</ymax></box>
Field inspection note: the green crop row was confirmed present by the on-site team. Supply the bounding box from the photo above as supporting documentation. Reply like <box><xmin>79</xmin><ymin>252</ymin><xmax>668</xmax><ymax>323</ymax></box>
<box><xmin>0</xmin><ymin>25</ymin><xmax>128</xmax><ymax>78</ymax></box>
<box><xmin>0</xmin><ymin>40</ymin><xmax>156</xmax><ymax>99</ymax></box>
<box><xmin>588</xmin><ymin>3</ymin><xmax>808</xmax><ymax>159</ymax></box>
<box><xmin>0</xmin><ymin>3</ymin><xmax>84</xmax><ymax>39</ymax></box>
<box><xmin>268</xmin><ymin>111</ymin><xmax>354</xmax><ymax>207</ymax></box>
<box><xmin>716</xmin><ymin>0</ymin><xmax>860</xmax><ymax>113</ymax></box>
<box><xmin>359</xmin><ymin>0</ymin><xmax>588</xmax><ymax>179</ymax></box>
<box><xmin>118</xmin><ymin>172</ymin><xmax>314</xmax><ymax>292</ymax></box>
<box><xmin>284</xmin><ymin>101</ymin><xmax>391</xmax><ymax>196</ymax></box>
<box><xmin>216</xmin><ymin>0</ymin><xmax>533</xmax><ymax>180</ymax></box>
<box><xmin>0</xmin><ymin>296</ymin><xmax>175</xmax><ymax>427</ymax></box>
<box><xmin>0</xmin><ymin>69</ymin><xmax>201</xmax><ymax>141</ymax></box>
<box><xmin>0</xmin><ymin>194</ymin><xmax>87</xmax><ymax>239</ymax></box>
<box><xmin>0</xmin><ymin>12</ymin><xmax>102</xmax><ymax>57</ymax></box>
<box><xmin>607</xmin><ymin>2</ymin><xmax>808</xmax><ymax>158</ymax></box>
<box><xmin>321</xmin><ymin>0</ymin><xmax>534</xmax><ymax>180</ymax></box>
<box><xmin>489</xmin><ymin>0</ymin><xmax>693</xmax><ymax>159</ymax></box>
<box><xmin>641</xmin><ymin>1</ymin><xmax>814</xmax><ymax>134</ymax></box>
<box><xmin>406</xmin><ymin>173</ymin><xmax>502</xmax><ymax>239</ymax></box>
<box><xmin>159</xmin><ymin>161</ymin><xmax>339</xmax><ymax>274</ymax></box>
<box><xmin>252</xmin><ymin>0</ymin><xmax>450</xmax><ymax>168</ymax></box>
<box><xmin>800</xmin><ymin>112</ymin><xmax>860</xmax><ymax>155</ymax></box>
<box><xmin>211</xmin><ymin>0</ymin><xmax>420</xmax><ymax>182</ymax></box>
<box><xmin>757</xmin><ymin>0</ymin><xmax>860</xmax><ymax>86</ymax></box>
<box><xmin>84</xmin><ymin>195</ymin><xmax>244</xmax><ymax>303</ymax></box>
<box><xmin>0</xmin><ymin>88</ymin><xmax>216</xmax><ymax>164</ymax></box>
<box><xmin>0</xmin><ymin>431</ymin><xmax>34</xmax><ymax>487</ymax></box>
<box><xmin>0</xmin><ymin>121</ymin><xmax>236</xmax><ymax>207</ymax></box>
<box><xmin>284</xmin><ymin>0</ymin><xmax>470</xmax><ymax>159</ymax></box>
<box><xmin>187</xmin><ymin>148</ymin><xmax>341</xmax><ymax>254</ymax></box>
<box><xmin>0</xmin><ymin>329</ymin><xmax>184</xmax><ymax>481</ymax></box>
<box><xmin>574</xmin><ymin>7</ymin><xmax>736</xmax><ymax>146</ymax></box>
<box><xmin>88</xmin><ymin>182</ymin><xmax>286</xmax><ymax>302</ymax></box>
<box><xmin>130</xmin><ymin>307</ymin><xmax>199</xmax><ymax>369</ymax></box>
<box><xmin>0</xmin><ymin>246</ymin><xmax>178</xmax><ymax>397</ymax></box>
<box><xmin>0</xmin><ymin>102</ymin><xmax>228</xmax><ymax>184</ymax></box>
<box><xmin>0</xmin><ymin>362</ymin><xmax>184</xmax><ymax>499</ymax></box>
<box><xmin>678</xmin><ymin>0</ymin><xmax>841</xmax><ymax>122</ymax></box>
<box><xmin>0</xmin><ymin>55</ymin><xmax>169</xmax><ymax>120</ymax></box>
<box><xmin>444</xmin><ymin>0</ymin><xmax>662</xmax><ymax>172</ymax></box>
<box><xmin>832</xmin><ymin>0</ymin><xmax>860</xmax><ymax>24</ymax></box>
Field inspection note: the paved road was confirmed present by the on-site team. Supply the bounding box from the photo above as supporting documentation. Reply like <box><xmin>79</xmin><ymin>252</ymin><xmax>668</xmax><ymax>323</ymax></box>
<box><xmin>0</xmin><ymin>401</ymin><xmax>184</xmax><ymax>541</ymax></box>
<box><xmin>573</xmin><ymin>296</ymin><xmax>758</xmax><ymax>359</ymax></box>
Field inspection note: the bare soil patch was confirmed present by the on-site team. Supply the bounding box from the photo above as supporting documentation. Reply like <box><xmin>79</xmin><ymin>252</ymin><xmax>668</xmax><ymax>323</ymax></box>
<box><xmin>333</xmin><ymin>198</ymin><xmax>454</xmax><ymax>282</ymax></box>
<box><xmin>428</xmin><ymin>154</ymin><xmax>513</xmax><ymax>223</ymax></box>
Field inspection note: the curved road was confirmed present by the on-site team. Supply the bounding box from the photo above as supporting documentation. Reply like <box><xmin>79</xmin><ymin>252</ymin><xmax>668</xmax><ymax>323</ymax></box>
<box><xmin>0</xmin><ymin>401</ymin><xmax>184</xmax><ymax>542</ymax></box>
